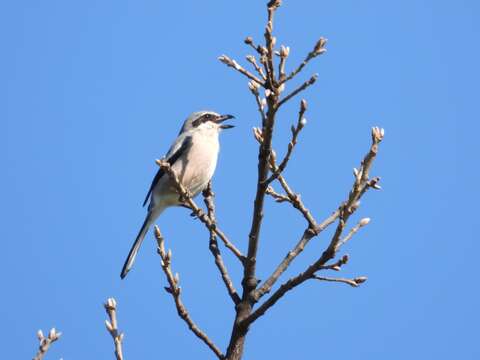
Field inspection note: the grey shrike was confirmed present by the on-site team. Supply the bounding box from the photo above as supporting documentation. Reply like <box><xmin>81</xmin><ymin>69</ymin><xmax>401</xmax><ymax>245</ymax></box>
<box><xmin>120</xmin><ymin>111</ymin><xmax>235</xmax><ymax>279</ymax></box>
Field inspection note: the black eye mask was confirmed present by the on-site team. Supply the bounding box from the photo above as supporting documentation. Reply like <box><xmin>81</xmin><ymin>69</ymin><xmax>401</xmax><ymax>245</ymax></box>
<box><xmin>192</xmin><ymin>113</ymin><xmax>214</xmax><ymax>127</ymax></box>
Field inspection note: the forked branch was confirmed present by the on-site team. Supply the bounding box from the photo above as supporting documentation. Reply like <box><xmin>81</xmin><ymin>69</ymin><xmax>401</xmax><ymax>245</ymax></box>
<box><xmin>156</xmin><ymin>159</ymin><xmax>245</xmax><ymax>263</ymax></box>
<box><xmin>280</xmin><ymin>37</ymin><xmax>327</xmax><ymax>84</ymax></box>
<box><xmin>155</xmin><ymin>226</ymin><xmax>225</xmax><ymax>360</ymax></box>
<box><xmin>218</xmin><ymin>55</ymin><xmax>265</xmax><ymax>87</ymax></box>
<box><xmin>203</xmin><ymin>183</ymin><xmax>241</xmax><ymax>305</ymax></box>
<box><xmin>33</xmin><ymin>328</ymin><xmax>62</xmax><ymax>360</ymax></box>
<box><xmin>247</xmin><ymin>127</ymin><xmax>384</xmax><ymax>323</ymax></box>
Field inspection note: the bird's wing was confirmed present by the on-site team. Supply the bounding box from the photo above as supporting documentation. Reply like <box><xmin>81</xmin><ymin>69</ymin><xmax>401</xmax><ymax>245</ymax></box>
<box><xmin>142</xmin><ymin>135</ymin><xmax>193</xmax><ymax>207</ymax></box>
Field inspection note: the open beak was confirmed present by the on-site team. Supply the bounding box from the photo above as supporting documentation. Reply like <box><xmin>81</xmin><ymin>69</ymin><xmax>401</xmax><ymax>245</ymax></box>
<box><xmin>216</xmin><ymin>114</ymin><xmax>235</xmax><ymax>129</ymax></box>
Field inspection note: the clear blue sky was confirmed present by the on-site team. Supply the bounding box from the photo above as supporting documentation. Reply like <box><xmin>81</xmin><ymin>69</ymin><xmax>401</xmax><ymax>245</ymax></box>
<box><xmin>2</xmin><ymin>1</ymin><xmax>478</xmax><ymax>359</ymax></box>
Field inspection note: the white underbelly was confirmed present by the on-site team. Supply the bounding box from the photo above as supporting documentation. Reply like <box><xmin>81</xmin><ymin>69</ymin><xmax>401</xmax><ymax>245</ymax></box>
<box><xmin>180</xmin><ymin>152</ymin><xmax>217</xmax><ymax>194</ymax></box>
<box><xmin>151</xmin><ymin>131</ymin><xmax>220</xmax><ymax>209</ymax></box>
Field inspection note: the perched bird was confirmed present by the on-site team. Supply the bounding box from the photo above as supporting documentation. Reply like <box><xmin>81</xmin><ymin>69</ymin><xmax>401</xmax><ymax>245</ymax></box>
<box><xmin>120</xmin><ymin>111</ymin><xmax>235</xmax><ymax>279</ymax></box>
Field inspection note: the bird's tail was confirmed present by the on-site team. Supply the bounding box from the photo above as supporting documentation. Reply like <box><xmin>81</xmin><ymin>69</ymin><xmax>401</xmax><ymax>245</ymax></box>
<box><xmin>120</xmin><ymin>212</ymin><xmax>156</xmax><ymax>279</ymax></box>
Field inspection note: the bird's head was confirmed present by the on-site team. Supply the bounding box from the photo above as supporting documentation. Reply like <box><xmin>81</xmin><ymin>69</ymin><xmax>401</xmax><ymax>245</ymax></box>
<box><xmin>179</xmin><ymin>111</ymin><xmax>235</xmax><ymax>134</ymax></box>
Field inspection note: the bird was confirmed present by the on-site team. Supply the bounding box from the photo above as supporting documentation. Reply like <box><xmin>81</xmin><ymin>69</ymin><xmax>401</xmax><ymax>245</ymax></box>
<box><xmin>120</xmin><ymin>111</ymin><xmax>235</xmax><ymax>279</ymax></box>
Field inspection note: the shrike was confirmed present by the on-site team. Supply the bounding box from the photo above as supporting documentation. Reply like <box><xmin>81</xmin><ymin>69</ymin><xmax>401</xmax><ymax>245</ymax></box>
<box><xmin>120</xmin><ymin>111</ymin><xmax>235</xmax><ymax>279</ymax></box>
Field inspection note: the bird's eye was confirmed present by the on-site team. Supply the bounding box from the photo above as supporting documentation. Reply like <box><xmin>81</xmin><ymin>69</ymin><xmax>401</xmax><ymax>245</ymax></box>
<box><xmin>204</xmin><ymin>114</ymin><xmax>212</xmax><ymax>120</ymax></box>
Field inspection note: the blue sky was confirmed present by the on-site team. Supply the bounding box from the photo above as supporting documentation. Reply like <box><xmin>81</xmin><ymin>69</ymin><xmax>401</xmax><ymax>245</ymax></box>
<box><xmin>1</xmin><ymin>0</ymin><xmax>478</xmax><ymax>359</ymax></box>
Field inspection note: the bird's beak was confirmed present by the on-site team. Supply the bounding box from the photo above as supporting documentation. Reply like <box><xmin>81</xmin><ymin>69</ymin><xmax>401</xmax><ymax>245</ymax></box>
<box><xmin>216</xmin><ymin>114</ymin><xmax>235</xmax><ymax>129</ymax></box>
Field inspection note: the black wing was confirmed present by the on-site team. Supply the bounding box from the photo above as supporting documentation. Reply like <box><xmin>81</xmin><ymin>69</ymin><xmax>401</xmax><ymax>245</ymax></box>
<box><xmin>142</xmin><ymin>136</ymin><xmax>192</xmax><ymax>207</ymax></box>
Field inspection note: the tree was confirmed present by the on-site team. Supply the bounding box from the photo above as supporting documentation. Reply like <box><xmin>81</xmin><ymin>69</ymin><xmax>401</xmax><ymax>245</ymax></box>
<box><xmin>32</xmin><ymin>1</ymin><xmax>384</xmax><ymax>359</ymax></box>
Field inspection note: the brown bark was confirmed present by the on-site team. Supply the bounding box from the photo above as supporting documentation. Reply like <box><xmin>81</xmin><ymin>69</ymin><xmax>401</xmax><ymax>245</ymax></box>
<box><xmin>225</xmin><ymin>302</ymin><xmax>252</xmax><ymax>360</ymax></box>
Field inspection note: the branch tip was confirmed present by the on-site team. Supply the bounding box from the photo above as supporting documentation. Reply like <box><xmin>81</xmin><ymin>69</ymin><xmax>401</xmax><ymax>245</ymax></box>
<box><xmin>313</xmin><ymin>275</ymin><xmax>367</xmax><ymax>288</ymax></box>
<box><xmin>359</xmin><ymin>217</ymin><xmax>371</xmax><ymax>226</ymax></box>
<box><xmin>33</xmin><ymin>327</ymin><xmax>62</xmax><ymax>360</ymax></box>
<box><xmin>103</xmin><ymin>297</ymin><xmax>124</xmax><ymax>360</ymax></box>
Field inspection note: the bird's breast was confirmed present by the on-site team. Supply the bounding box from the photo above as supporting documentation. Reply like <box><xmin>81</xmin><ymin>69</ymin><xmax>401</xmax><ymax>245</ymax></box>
<box><xmin>176</xmin><ymin>134</ymin><xmax>220</xmax><ymax>196</ymax></box>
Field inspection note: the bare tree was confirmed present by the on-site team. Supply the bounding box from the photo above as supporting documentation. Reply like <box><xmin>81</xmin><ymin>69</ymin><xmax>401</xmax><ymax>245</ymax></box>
<box><xmin>153</xmin><ymin>1</ymin><xmax>384</xmax><ymax>359</ymax></box>
<box><xmin>33</xmin><ymin>1</ymin><xmax>384</xmax><ymax>359</ymax></box>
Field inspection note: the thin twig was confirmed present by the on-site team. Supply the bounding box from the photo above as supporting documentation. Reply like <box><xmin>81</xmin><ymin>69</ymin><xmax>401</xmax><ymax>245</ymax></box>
<box><xmin>244</xmin><ymin>36</ymin><xmax>263</xmax><ymax>56</ymax></box>
<box><xmin>104</xmin><ymin>298</ymin><xmax>124</xmax><ymax>360</ymax></box>
<box><xmin>253</xmin><ymin>209</ymin><xmax>339</xmax><ymax>301</ymax></box>
<box><xmin>264</xmin><ymin>1</ymin><xmax>279</xmax><ymax>87</ymax></box>
<box><xmin>253</xmin><ymin>125</ymin><xmax>317</xmax><ymax>230</ymax></box>
<box><xmin>218</xmin><ymin>55</ymin><xmax>265</xmax><ymax>87</ymax></box>
<box><xmin>246</xmin><ymin>55</ymin><xmax>267</xmax><ymax>80</ymax></box>
<box><xmin>266</xmin><ymin>99</ymin><xmax>308</xmax><ymax>183</ymax></box>
<box><xmin>278</xmin><ymin>74</ymin><xmax>318</xmax><ymax>107</ymax></box>
<box><xmin>307</xmin><ymin>129</ymin><xmax>383</xmax><ymax>265</ymax></box>
<box><xmin>202</xmin><ymin>183</ymin><xmax>241</xmax><ymax>305</ymax></box>
<box><xmin>318</xmin><ymin>254</ymin><xmax>350</xmax><ymax>272</ymax></box>
<box><xmin>278</xmin><ymin>45</ymin><xmax>290</xmax><ymax>82</ymax></box>
<box><xmin>248</xmin><ymin>258</ymin><xmax>366</xmax><ymax>325</ymax></box>
<box><xmin>155</xmin><ymin>226</ymin><xmax>225</xmax><ymax>360</ymax></box>
<box><xmin>248</xmin><ymin>83</ymin><xmax>267</xmax><ymax>125</ymax></box>
<box><xmin>156</xmin><ymin>159</ymin><xmax>245</xmax><ymax>263</ymax></box>
<box><xmin>265</xmin><ymin>186</ymin><xmax>291</xmax><ymax>203</ymax></box>
<box><xmin>312</xmin><ymin>275</ymin><xmax>368</xmax><ymax>288</ymax></box>
<box><xmin>336</xmin><ymin>217</ymin><xmax>370</xmax><ymax>251</ymax></box>
<box><xmin>275</xmin><ymin>173</ymin><xmax>319</xmax><ymax>229</ymax></box>
<box><xmin>33</xmin><ymin>328</ymin><xmax>62</xmax><ymax>360</ymax></box>
<box><xmin>280</xmin><ymin>37</ymin><xmax>327</xmax><ymax>84</ymax></box>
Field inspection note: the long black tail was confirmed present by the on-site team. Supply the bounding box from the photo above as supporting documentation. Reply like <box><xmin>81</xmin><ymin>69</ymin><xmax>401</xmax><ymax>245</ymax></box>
<box><xmin>120</xmin><ymin>212</ymin><xmax>153</xmax><ymax>279</ymax></box>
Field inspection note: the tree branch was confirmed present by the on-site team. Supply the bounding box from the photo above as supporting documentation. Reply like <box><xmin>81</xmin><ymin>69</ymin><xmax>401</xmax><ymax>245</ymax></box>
<box><xmin>265</xmin><ymin>186</ymin><xmax>291</xmax><ymax>203</ymax></box>
<box><xmin>274</xmin><ymin>172</ymin><xmax>319</xmax><ymax>229</ymax></box>
<box><xmin>33</xmin><ymin>328</ymin><xmax>62</xmax><ymax>360</ymax></box>
<box><xmin>278</xmin><ymin>74</ymin><xmax>318</xmax><ymax>107</ymax></box>
<box><xmin>218</xmin><ymin>55</ymin><xmax>265</xmax><ymax>87</ymax></box>
<box><xmin>243</xmin><ymin>99</ymin><xmax>277</xmax><ymax>294</ymax></box>
<box><xmin>246</xmin><ymin>55</ymin><xmax>267</xmax><ymax>80</ymax></box>
<box><xmin>156</xmin><ymin>159</ymin><xmax>245</xmax><ymax>263</ymax></box>
<box><xmin>277</xmin><ymin>45</ymin><xmax>290</xmax><ymax>82</ymax></box>
<box><xmin>266</xmin><ymin>99</ymin><xmax>307</xmax><ymax>183</ymax></box>
<box><xmin>312</xmin><ymin>275</ymin><xmax>368</xmax><ymax>288</ymax></box>
<box><xmin>104</xmin><ymin>298</ymin><xmax>124</xmax><ymax>360</ymax></box>
<box><xmin>336</xmin><ymin>217</ymin><xmax>371</xmax><ymax>251</ymax></box>
<box><xmin>253</xmin><ymin>208</ymin><xmax>339</xmax><ymax>301</ymax></box>
<box><xmin>280</xmin><ymin>37</ymin><xmax>327</xmax><ymax>84</ymax></box>
<box><xmin>225</xmin><ymin>3</ymin><xmax>283</xmax><ymax>359</ymax></box>
<box><xmin>248</xmin><ymin>83</ymin><xmax>267</xmax><ymax>125</ymax></box>
<box><xmin>318</xmin><ymin>254</ymin><xmax>350</xmax><ymax>272</ymax></box>
<box><xmin>242</xmin><ymin>0</ymin><xmax>282</xmax><ymax>299</ymax></box>
<box><xmin>155</xmin><ymin>226</ymin><xmax>225</xmax><ymax>360</ymax></box>
<box><xmin>202</xmin><ymin>183</ymin><xmax>241</xmax><ymax>305</ymax></box>
<box><xmin>253</xmin><ymin>124</ymin><xmax>318</xmax><ymax>230</ymax></box>
<box><xmin>264</xmin><ymin>1</ymin><xmax>279</xmax><ymax>87</ymax></box>
<box><xmin>247</xmin><ymin>126</ymin><xmax>384</xmax><ymax>322</ymax></box>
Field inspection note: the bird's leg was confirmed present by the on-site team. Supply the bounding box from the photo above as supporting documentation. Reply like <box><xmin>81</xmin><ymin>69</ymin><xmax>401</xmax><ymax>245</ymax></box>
<box><xmin>178</xmin><ymin>202</ymin><xmax>197</xmax><ymax>218</ymax></box>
